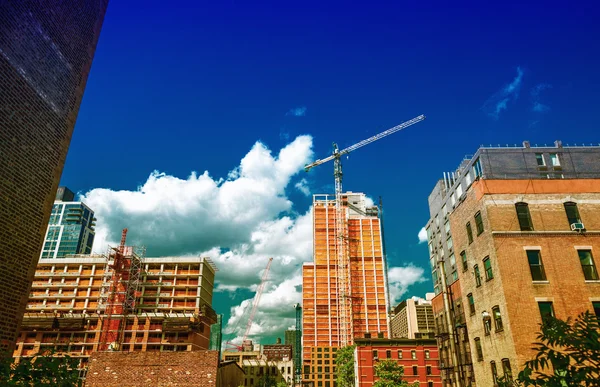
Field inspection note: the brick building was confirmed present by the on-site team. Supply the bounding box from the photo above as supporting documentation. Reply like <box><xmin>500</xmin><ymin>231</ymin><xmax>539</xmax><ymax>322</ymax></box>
<box><xmin>354</xmin><ymin>338</ymin><xmax>442</xmax><ymax>387</ymax></box>
<box><xmin>13</xmin><ymin>255</ymin><xmax>218</xmax><ymax>372</ymax></box>
<box><xmin>0</xmin><ymin>0</ymin><xmax>108</xmax><ymax>352</ymax></box>
<box><xmin>263</xmin><ymin>343</ymin><xmax>293</xmax><ymax>361</ymax></box>
<box><xmin>85</xmin><ymin>351</ymin><xmax>226</xmax><ymax>387</ymax></box>
<box><xmin>425</xmin><ymin>141</ymin><xmax>600</xmax><ymax>386</ymax></box>
<box><xmin>302</xmin><ymin>192</ymin><xmax>390</xmax><ymax>386</ymax></box>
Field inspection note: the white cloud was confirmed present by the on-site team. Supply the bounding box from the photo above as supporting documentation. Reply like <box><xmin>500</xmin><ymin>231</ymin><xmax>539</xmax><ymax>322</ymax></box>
<box><xmin>387</xmin><ymin>265</ymin><xmax>427</xmax><ymax>305</ymax></box>
<box><xmin>481</xmin><ymin>66</ymin><xmax>524</xmax><ymax>120</ymax></box>
<box><xmin>286</xmin><ymin>106</ymin><xmax>307</xmax><ymax>117</ymax></box>
<box><xmin>531</xmin><ymin>83</ymin><xmax>552</xmax><ymax>113</ymax></box>
<box><xmin>295</xmin><ymin>178</ymin><xmax>310</xmax><ymax>196</ymax></box>
<box><xmin>417</xmin><ymin>227</ymin><xmax>427</xmax><ymax>244</ymax></box>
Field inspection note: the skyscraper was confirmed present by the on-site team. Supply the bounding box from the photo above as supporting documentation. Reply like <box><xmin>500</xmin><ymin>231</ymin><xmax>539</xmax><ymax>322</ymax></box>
<box><xmin>0</xmin><ymin>1</ymin><xmax>109</xmax><ymax>351</ymax></box>
<box><xmin>390</xmin><ymin>294</ymin><xmax>435</xmax><ymax>339</ymax></box>
<box><xmin>426</xmin><ymin>141</ymin><xmax>600</xmax><ymax>386</ymax></box>
<box><xmin>40</xmin><ymin>187</ymin><xmax>96</xmax><ymax>259</ymax></box>
<box><xmin>302</xmin><ymin>192</ymin><xmax>390</xmax><ymax>385</ymax></box>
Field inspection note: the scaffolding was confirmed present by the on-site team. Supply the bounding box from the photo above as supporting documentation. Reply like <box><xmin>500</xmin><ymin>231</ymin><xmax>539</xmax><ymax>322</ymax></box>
<box><xmin>97</xmin><ymin>229</ymin><xmax>145</xmax><ymax>351</ymax></box>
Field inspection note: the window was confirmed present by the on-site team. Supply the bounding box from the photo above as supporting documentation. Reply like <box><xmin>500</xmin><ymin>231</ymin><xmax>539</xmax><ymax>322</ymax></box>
<box><xmin>538</xmin><ymin>302</ymin><xmax>554</xmax><ymax>320</ymax></box>
<box><xmin>413</xmin><ymin>366</ymin><xmax>418</xmax><ymax>375</ymax></box>
<box><xmin>324</xmin><ymin>366</ymin><xmax>329</xmax><ymax>373</ymax></box>
<box><xmin>372</xmin><ymin>350</ymin><xmax>378</xmax><ymax>359</ymax></box>
<box><xmin>466</xmin><ymin>222</ymin><xmax>473</xmax><ymax>244</ymax></box>
<box><xmin>465</xmin><ymin>171</ymin><xmax>472</xmax><ymax>186</ymax></box>
<box><xmin>527</xmin><ymin>250</ymin><xmax>547</xmax><ymax>281</ymax></box>
<box><xmin>593</xmin><ymin>302</ymin><xmax>600</xmax><ymax>318</ymax></box>
<box><xmin>411</xmin><ymin>350</ymin><xmax>416</xmax><ymax>359</ymax></box>
<box><xmin>474</xmin><ymin>338</ymin><xmax>483</xmax><ymax>361</ymax></box>
<box><xmin>386</xmin><ymin>350</ymin><xmax>391</xmax><ymax>359</ymax></box>
<box><xmin>516</xmin><ymin>202</ymin><xmax>534</xmax><ymax>231</ymax></box>
<box><xmin>492</xmin><ymin>306</ymin><xmax>503</xmax><ymax>331</ymax></box>
<box><xmin>491</xmin><ymin>361</ymin><xmax>498</xmax><ymax>385</ymax></box>
<box><xmin>550</xmin><ymin>153</ymin><xmax>560</xmax><ymax>166</ymax></box>
<box><xmin>578</xmin><ymin>250</ymin><xmax>599</xmax><ymax>280</ymax></box>
<box><xmin>461</xmin><ymin>251</ymin><xmax>468</xmax><ymax>271</ymax></box>
<box><xmin>425</xmin><ymin>350</ymin><xmax>430</xmax><ymax>359</ymax></box>
<box><xmin>473</xmin><ymin>158</ymin><xmax>482</xmax><ymax>177</ymax></box>
<box><xmin>451</xmin><ymin>270</ymin><xmax>458</xmax><ymax>282</ymax></box>
<box><xmin>468</xmin><ymin>293</ymin><xmax>475</xmax><ymax>315</ymax></box>
<box><xmin>428</xmin><ymin>382</ymin><xmax>434</xmax><ymax>387</ymax></box>
<box><xmin>447</xmin><ymin>236</ymin><xmax>453</xmax><ymax>251</ymax></box>
<box><xmin>535</xmin><ymin>153</ymin><xmax>545</xmax><ymax>166</ymax></box>
<box><xmin>444</xmin><ymin>221</ymin><xmax>451</xmax><ymax>234</ymax></box>
<box><xmin>456</xmin><ymin>183</ymin><xmax>463</xmax><ymax>198</ymax></box>
<box><xmin>484</xmin><ymin>316</ymin><xmax>491</xmax><ymax>335</ymax></box>
<box><xmin>484</xmin><ymin>257</ymin><xmax>493</xmax><ymax>280</ymax></box>
<box><xmin>474</xmin><ymin>265</ymin><xmax>482</xmax><ymax>287</ymax></box>
<box><xmin>564</xmin><ymin>202</ymin><xmax>581</xmax><ymax>225</ymax></box>
<box><xmin>502</xmin><ymin>359</ymin><xmax>512</xmax><ymax>380</ymax></box>
<box><xmin>426</xmin><ymin>365</ymin><xmax>432</xmax><ymax>375</ymax></box>
<box><xmin>398</xmin><ymin>350</ymin><xmax>403</xmax><ymax>359</ymax></box>
<box><xmin>475</xmin><ymin>212</ymin><xmax>484</xmax><ymax>235</ymax></box>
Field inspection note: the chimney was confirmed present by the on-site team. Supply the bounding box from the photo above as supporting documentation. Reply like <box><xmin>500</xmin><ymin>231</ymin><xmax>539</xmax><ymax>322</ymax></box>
<box><xmin>523</xmin><ymin>141</ymin><xmax>530</xmax><ymax>148</ymax></box>
<box><xmin>555</xmin><ymin>140</ymin><xmax>563</xmax><ymax>148</ymax></box>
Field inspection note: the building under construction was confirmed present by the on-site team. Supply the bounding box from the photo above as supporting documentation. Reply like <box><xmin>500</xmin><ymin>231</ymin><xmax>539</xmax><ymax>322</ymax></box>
<box><xmin>302</xmin><ymin>192</ymin><xmax>390</xmax><ymax>386</ymax></box>
<box><xmin>13</xmin><ymin>231</ymin><xmax>218</xmax><ymax>375</ymax></box>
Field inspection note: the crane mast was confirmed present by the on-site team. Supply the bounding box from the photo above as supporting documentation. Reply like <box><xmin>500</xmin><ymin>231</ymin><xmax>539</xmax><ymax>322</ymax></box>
<box><xmin>305</xmin><ymin>114</ymin><xmax>425</xmax><ymax>347</ymax></box>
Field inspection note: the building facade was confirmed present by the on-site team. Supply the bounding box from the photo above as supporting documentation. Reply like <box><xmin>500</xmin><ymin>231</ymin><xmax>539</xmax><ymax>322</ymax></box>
<box><xmin>302</xmin><ymin>192</ymin><xmax>390</xmax><ymax>386</ymax></box>
<box><xmin>40</xmin><ymin>187</ymin><xmax>96</xmax><ymax>259</ymax></box>
<box><xmin>13</xmin><ymin>255</ymin><xmax>218</xmax><ymax>370</ymax></box>
<box><xmin>425</xmin><ymin>141</ymin><xmax>600</xmax><ymax>386</ymax></box>
<box><xmin>0</xmin><ymin>0</ymin><xmax>108</xmax><ymax>351</ymax></box>
<box><xmin>242</xmin><ymin>359</ymin><xmax>294</xmax><ymax>387</ymax></box>
<box><xmin>354</xmin><ymin>338</ymin><xmax>442</xmax><ymax>387</ymax></box>
<box><xmin>263</xmin><ymin>343</ymin><xmax>293</xmax><ymax>361</ymax></box>
<box><xmin>390</xmin><ymin>294</ymin><xmax>435</xmax><ymax>339</ymax></box>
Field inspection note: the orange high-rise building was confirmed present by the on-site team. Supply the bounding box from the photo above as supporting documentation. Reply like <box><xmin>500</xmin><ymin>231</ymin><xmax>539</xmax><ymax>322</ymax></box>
<box><xmin>302</xmin><ymin>192</ymin><xmax>390</xmax><ymax>385</ymax></box>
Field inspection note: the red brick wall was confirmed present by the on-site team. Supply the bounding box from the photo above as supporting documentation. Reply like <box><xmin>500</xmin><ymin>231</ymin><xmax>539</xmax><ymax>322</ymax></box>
<box><xmin>355</xmin><ymin>340</ymin><xmax>441</xmax><ymax>387</ymax></box>
<box><xmin>85</xmin><ymin>351</ymin><xmax>219</xmax><ymax>387</ymax></box>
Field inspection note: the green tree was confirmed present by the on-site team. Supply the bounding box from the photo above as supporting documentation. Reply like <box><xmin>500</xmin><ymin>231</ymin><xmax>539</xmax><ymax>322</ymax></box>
<box><xmin>515</xmin><ymin>311</ymin><xmax>600</xmax><ymax>386</ymax></box>
<box><xmin>276</xmin><ymin>381</ymin><xmax>289</xmax><ymax>387</ymax></box>
<box><xmin>372</xmin><ymin>359</ymin><xmax>418</xmax><ymax>387</ymax></box>
<box><xmin>335</xmin><ymin>345</ymin><xmax>356</xmax><ymax>387</ymax></box>
<box><xmin>256</xmin><ymin>373</ymin><xmax>278</xmax><ymax>387</ymax></box>
<box><xmin>0</xmin><ymin>350</ymin><xmax>80</xmax><ymax>386</ymax></box>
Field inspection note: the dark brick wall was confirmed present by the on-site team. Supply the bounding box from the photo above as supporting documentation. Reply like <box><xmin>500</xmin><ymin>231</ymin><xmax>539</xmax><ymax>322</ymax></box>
<box><xmin>85</xmin><ymin>351</ymin><xmax>220</xmax><ymax>387</ymax></box>
<box><xmin>0</xmin><ymin>1</ymin><xmax>108</xmax><ymax>351</ymax></box>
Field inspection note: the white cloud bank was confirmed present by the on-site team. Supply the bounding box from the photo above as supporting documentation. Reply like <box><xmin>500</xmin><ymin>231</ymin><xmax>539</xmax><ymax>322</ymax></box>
<box><xmin>418</xmin><ymin>227</ymin><xmax>428</xmax><ymax>244</ymax></box>
<box><xmin>80</xmin><ymin>135</ymin><xmax>426</xmax><ymax>344</ymax></box>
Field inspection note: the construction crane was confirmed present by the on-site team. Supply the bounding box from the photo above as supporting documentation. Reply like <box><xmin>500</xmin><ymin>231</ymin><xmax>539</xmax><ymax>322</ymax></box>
<box><xmin>304</xmin><ymin>114</ymin><xmax>425</xmax><ymax>346</ymax></box>
<box><xmin>226</xmin><ymin>257</ymin><xmax>274</xmax><ymax>351</ymax></box>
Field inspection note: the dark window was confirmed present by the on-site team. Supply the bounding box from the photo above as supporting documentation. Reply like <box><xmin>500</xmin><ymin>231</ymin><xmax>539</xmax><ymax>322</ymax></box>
<box><xmin>475</xmin><ymin>212</ymin><xmax>484</xmax><ymax>235</ymax></box>
<box><xmin>538</xmin><ymin>302</ymin><xmax>554</xmax><ymax>320</ymax></box>
<box><xmin>461</xmin><ymin>251</ymin><xmax>468</xmax><ymax>271</ymax></box>
<box><xmin>429</xmin><ymin>382</ymin><xmax>434</xmax><ymax>387</ymax></box>
<box><xmin>516</xmin><ymin>202</ymin><xmax>534</xmax><ymax>231</ymax></box>
<box><xmin>578</xmin><ymin>250</ymin><xmax>599</xmax><ymax>280</ymax></box>
<box><xmin>484</xmin><ymin>316</ymin><xmax>491</xmax><ymax>335</ymax></box>
<box><xmin>527</xmin><ymin>250</ymin><xmax>547</xmax><ymax>281</ymax></box>
<box><xmin>535</xmin><ymin>153</ymin><xmax>545</xmax><ymax>166</ymax></box>
<box><xmin>427</xmin><ymin>365</ymin><xmax>432</xmax><ymax>375</ymax></box>
<box><xmin>593</xmin><ymin>302</ymin><xmax>600</xmax><ymax>318</ymax></box>
<box><xmin>484</xmin><ymin>257</ymin><xmax>493</xmax><ymax>280</ymax></box>
<box><xmin>493</xmin><ymin>306</ymin><xmax>503</xmax><ymax>331</ymax></box>
<box><xmin>372</xmin><ymin>350</ymin><xmax>378</xmax><ymax>359</ymax></box>
<box><xmin>425</xmin><ymin>350</ymin><xmax>430</xmax><ymax>359</ymax></box>
<box><xmin>468</xmin><ymin>293</ymin><xmax>475</xmax><ymax>315</ymax></box>
<box><xmin>386</xmin><ymin>350</ymin><xmax>391</xmax><ymax>359</ymax></box>
<box><xmin>325</xmin><ymin>366</ymin><xmax>330</xmax><ymax>373</ymax></box>
<box><xmin>413</xmin><ymin>366</ymin><xmax>418</xmax><ymax>375</ymax></box>
<box><xmin>474</xmin><ymin>265</ymin><xmax>482</xmax><ymax>287</ymax></box>
<box><xmin>474</xmin><ymin>338</ymin><xmax>483</xmax><ymax>361</ymax></box>
<box><xmin>491</xmin><ymin>361</ymin><xmax>498</xmax><ymax>385</ymax></box>
<box><xmin>502</xmin><ymin>359</ymin><xmax>512</xmax><ymax>380</ymax></box>
<box><xmin>466</xmin><ymin>222</ymin><xmax>474</xmax><ymax>244</ymax></box>
<box><xmin>473</xmin><ymin>158</ymin><xmax>483</xmax><ymax>177</ymax></box>
<box><xmin>564</xmin><ymin>202</ymin><xmax>581</xmax><ymax>225</ymax></box>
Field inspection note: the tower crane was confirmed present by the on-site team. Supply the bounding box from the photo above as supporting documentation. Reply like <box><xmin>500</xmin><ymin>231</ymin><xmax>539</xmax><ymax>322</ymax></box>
<box><xmin>227</xmin><ymin>257</ymin><xmax>274</xmax><ymax>351</ymax></box>
<box><xmin>304</xmin><ymin>114</ymin><xmax>425</xmax><ymax>346</ymax></box>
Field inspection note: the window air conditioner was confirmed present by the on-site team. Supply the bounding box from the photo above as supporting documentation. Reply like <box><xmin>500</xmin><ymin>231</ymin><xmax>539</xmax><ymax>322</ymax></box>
<box><xmin>571</xmin><ymin>223</ymin><xmax>585</xmax><ymax>232</ymax></box>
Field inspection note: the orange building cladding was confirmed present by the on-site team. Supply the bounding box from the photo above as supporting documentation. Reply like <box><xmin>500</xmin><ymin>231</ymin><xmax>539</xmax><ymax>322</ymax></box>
<box><xmin>303</xmin><ymin>193</ymin><xmax>390</xmax><ymax>384</ymax></box>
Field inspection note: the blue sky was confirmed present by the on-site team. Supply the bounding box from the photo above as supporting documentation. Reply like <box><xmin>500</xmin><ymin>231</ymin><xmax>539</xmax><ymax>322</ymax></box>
<box><xmin>61</xmin><ymin>0</ymin><xmax>600</xmax><ymax>344</ymax></box>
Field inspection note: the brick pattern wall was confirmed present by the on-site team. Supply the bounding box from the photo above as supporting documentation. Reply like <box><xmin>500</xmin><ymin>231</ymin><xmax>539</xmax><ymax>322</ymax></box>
<box><xmin>0</xmin><ymin>0</ymin><xmax>107</xmax><ymax>351</ymax></box>
<box><xmin>85</xmin><ymin>351</ymin><xmax>220</xmax><ymax>387</ymax></box>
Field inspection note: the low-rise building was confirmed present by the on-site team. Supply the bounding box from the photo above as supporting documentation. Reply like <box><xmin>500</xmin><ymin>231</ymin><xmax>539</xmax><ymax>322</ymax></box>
<box><xmin>243</xmin><ymin>358</ymin><xmax>294</xmax><ymax>387</ymax></box>
<box><xmin>354</xmin><ymin>338</ymin><xmax>442</xmax><ymax>387</ymax></box>
<box><xmin>390</xmin><ymin>294</ymin><xmax>435</xmax><ymax>339</ymax></box>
